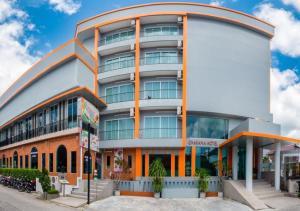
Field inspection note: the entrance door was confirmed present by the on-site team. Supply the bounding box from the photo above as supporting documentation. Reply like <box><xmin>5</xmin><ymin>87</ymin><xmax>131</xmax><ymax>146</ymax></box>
<box><xmin>96</xmin><ymin>153</ymin><xmax>102</xmax><ymax>179</ymax></box>
<box><xmin>238</xmin><ymin>147</ymin><xmax>246</xmax><ymax>180</ymax></box>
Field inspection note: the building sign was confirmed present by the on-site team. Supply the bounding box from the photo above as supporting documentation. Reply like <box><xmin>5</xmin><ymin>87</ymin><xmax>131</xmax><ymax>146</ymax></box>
<box><xmin>187</xmin><ymin>138</ymin><xmax>225</xmax><ymax>147</ymax></box>
<box><xmin>114</xmin><ymin>149</ymin><xmax>123</xmax><ymax>172</ymax></box>
<box><xmin>80</xmin><ymin>98</ymin><xmax>99</xmax><ymax>151</ymax></box>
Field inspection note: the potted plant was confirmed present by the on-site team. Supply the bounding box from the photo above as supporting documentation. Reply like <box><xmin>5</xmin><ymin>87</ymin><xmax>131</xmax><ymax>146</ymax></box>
<box><xmin>218</xmin><ymin>179</ymin><xmax>223</xmax><ymax>198</ymax></box>
<box><xmin>196</xmin><ymin>168</ymin><xmax>210</xmax><ymax>198</ymax></box>
<box><xmin>149</xmin><ymin>159</ymin><xmax>167</xmax><ymax>199</ymax></box>
<box><xmin>38</xmin><ymin>168</ymin><xmax>51</xmax><ymax>200</ymax></box>
<box><xmin>113</xmin><ymin>156</ymin><xmax>129</xmax><ymax>196</ymax></box>
<box><xmin>47</xmin><ymin>188</ymin><xmax>59</xmax><ymax>200</ymax></box>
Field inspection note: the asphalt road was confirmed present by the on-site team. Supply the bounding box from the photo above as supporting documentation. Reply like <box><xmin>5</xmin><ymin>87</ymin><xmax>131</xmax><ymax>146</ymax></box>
<box><xmin>0</xmin><ymin>185</ymin><xmax>76</xmax><ymax>211</ymax></box>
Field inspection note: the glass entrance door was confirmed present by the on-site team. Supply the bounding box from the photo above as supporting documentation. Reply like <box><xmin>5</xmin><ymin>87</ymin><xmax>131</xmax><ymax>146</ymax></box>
<box><xmin>238</xmin><ymin>147</ymin><xmax>246</xmax><ymax>180</ymax></box>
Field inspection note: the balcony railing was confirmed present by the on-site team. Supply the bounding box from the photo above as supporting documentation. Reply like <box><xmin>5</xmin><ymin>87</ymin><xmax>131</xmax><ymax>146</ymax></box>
<box><xmin>140</xmin><ymin>89</ymin><xmax>182</xmax><ymax>100</ymax></box>
<box><xmin>140</xmin><ymin>56</ymin><xmax>182</xmax><ymax>66</ymax></box>
<box><xmin>99</xmin><ymin>34</ymin><xmax>135</xmax><ymax>46</ymax></box>
<box><xmin>99</xmin><ymin>58</ymin><xmax>135</xmax><ymax>73</ymax></box>
<box><xmin>0</xmin><ymin>116</ymin><xmax>80</xmax><ymax>147</ymax></box>
<box><xmin>100</xmin><ymin>128</ymin><xmax>181</xmax><ymax>141</ymax></box>
<box><xmin>141</xmin><ymin>29</ymin><xmax>182</xmax><ymax>37</ymax></box>
<box><xmin>101</xmin><ymin>91</ymin><xmax>134</xmax><ymax>104</ymax></box>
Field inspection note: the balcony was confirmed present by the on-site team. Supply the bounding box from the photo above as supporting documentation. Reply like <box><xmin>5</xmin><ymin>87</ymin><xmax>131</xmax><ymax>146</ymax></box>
<box><xmin>99</xmin><ymin>128</ymin><xmax>182</xmax><ymax>149</ymax></box>
<box><xmin>98</xmin><ymin>58</ymin><xmax>135</xmax><ymax>84</ymax></box>
<box><xmin>140</xmin><ymin>55</ymin><xmax>182</xmax><ymax>77</ymax></box>
<box><xmin>139</xmin><ymin>89</ymin><xmax>182</xmax><ymax>110</ymax></box>
<box><xmin>0</xmin><ymin>117</ymin><xmax>80</xmax><ymax>148</ymax></box>
<box><xmin>98</xmin><ymin>32</ymin><xmax>135</xmax><ymax>56</ymax></box>
<box><xmin>100</xmin><ymin>91</ymin><xmax>134</xmax><ymax>114</ymax></box>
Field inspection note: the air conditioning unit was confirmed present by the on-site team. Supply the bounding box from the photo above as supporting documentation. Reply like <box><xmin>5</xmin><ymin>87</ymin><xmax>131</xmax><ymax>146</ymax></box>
<box><xmin>131</xmin><ymin>19</ymin><xmax>136</xmax><ymax>26</ymax></box>
<box><xmin>130</xmin><ymin>72</ymin><xmax>135</xmax><ymax>81</ymax></box>
<box><xmin>177</xmin><ymin>70</ymin><xmax>183</xmax><ymax>81</ymax></box>
<box><xmin>177</xmin><ymin>106</ymin><xmax>182</xmax><ymax>116</ymax></box>
<box><xmin>177</xmin><ymin>16</ymin><xmax>183</xmax><ymax>24</ymax></box>
<box><xmin>177</xmin><ymin>40</ymin><xmax>183</xmax><ymax>49</ymax></box>
<box><xmin>130</xmin><ymin>108</ymin><xmax>135</xmax><ymax>117</ymax></box>
<box><xmin>130</xmin><ymin>43</ymin><xmax>135</xmax><ymax>51</ymax></box>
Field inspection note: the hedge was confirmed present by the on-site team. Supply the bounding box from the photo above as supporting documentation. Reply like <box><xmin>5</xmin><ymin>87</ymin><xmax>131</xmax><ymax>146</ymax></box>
<box><xmin>0</xmin><ymin>168</ymin><xmax>41</xmax><ymax>181</ymax></box>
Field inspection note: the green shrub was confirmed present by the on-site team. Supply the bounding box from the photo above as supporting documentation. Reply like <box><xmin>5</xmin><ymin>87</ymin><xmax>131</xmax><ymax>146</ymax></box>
<box><xmin>196</xmin><ymin>168</ymin><xmax>210</xmax><ymax>193</ymax></box>
<box><xmin>0</xmin><ymin>168</ymin><xmax>41</xmax><ymax>181</ymax></box>
<box><xmin>38</xmin><ymin>168</ymin><xmax>51</xmax><ymax>193</ymax></box>
<box><xmin>47</xmin><ymin>188</ymin><xmax>59</xmax><ymax>194</ymax></box>
<box><xmin>149</xmin><ymin>159</ymin><xmax>167</xmax><ymax>194</ymax></box>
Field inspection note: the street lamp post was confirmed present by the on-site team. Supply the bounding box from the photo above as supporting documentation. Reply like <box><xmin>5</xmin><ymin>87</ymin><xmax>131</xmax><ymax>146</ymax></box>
<box><xmin>87</xmin><ymin>123</ymin><xmax>91</xmax><ymax>204</ymax></box>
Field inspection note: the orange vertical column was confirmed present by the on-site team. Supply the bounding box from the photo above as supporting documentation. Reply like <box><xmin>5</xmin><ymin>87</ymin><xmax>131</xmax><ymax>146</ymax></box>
<box><xmin>145</xmin><ymin>152</ymin><xmax>149</xmax><ymax>176</ymax></box>
<box><xmin>171</xmin><ymin>152</ymin><xmax>175</xmax><ymax>176</ymax></box>
<box><xmin>134</xmin><ymin>18</ymin><xmax>140</xmax><ymax>139</ymax></box>
<box><xmin>94</xmin><ymin>28</ymin><xmax>99</xmax><ymax>96</ymax></box>
<box><xmin>218</xmin><ymin>147</ymin><xmax>223</xmax><ymax>176</ymax></box>
<box><xmin>182</xmin><ymin>15</ymin><xmax>188</xmax><ymax>147</ymax></box>
<box><xmin>191</xmin><ymin>146</ymin><xmax>196</xmax><ymax>176</ymax></box>
<box><xmin>135</xmin><ymin>148</ymin><xmax>142</xmax><ymax>178</ymax></box>
<box><xmin>178</xmin><ymin>148</ymin><xmax>185</xmax><ymax>176</ymax></box>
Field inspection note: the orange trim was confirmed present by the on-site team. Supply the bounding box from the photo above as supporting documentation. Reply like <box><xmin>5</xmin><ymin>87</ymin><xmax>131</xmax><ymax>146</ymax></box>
<box><xmin>94</xmin><ymin>28</ymin><xmax>99</xmax><ymax>95</ymax></box>
<box><xmin>134</xmin><ymin>18</ymin><xmax>140</xmax><ymax>139</ymax></box>
<box><xmin>0</xmin><ymin>86</ymin><xmax>105</xmax><ymax>130</ymax></box>
<box><xmin>120</xmin><ymin>191</ymin><xmax>154</xmax><ymax>197</ymax></box>
<box><xmin>135</xmin><ymin>148</ymin><xmax>142</xmax><ymax>178</ymax></box>
<box><xmin>75</xmin><ymin>2</ymin><xmax>273</xmax><ymax>33</ymax></box>
<box><xmin>171</xmin><ymin>152</ymin><xmax>175</xmax><ymax>177</ymax></box>
<box><xmin>191</xmin><ymin>146</ymin><xmax>196</xmax><ymax>176</ymax></box>
<box><xmin>145</xmin><ymin>152</ymin><xmax>149</xmax><ymax>176</ymax></box>
<box><xmin>218</xmin><ymin>147</ymin><xmax>222</xmax><ymax>176</ymax></box>
<box><xmin>206</xmin><ymin>192</ymin><xmax>218</xmax><ymax>197</ymax></box>
<box><xmin>182</xmin><ymin>15</ymin><xmax>187</xmax><ymax>147</ymax></box>
<box><xmin>220</xmin><ymin>131</ymin><xmax>300</xmax><ymax>148</ymax></box>
<box><xmin>179</xmin><ymin>148</ymin><xmax>185</xmax><ymax>176</ymax></box>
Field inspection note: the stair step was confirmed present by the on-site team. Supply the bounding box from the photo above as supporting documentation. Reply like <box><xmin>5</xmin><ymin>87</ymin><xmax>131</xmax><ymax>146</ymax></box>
<box><xmin>254</xmin><ymin>187</ymin><xmax>276</xmax><ymax>194</ymax></box>
<box><xmin>257</xmin><ymin>192</ymin><xmax>285</xmax><ymax>200</ymax></box>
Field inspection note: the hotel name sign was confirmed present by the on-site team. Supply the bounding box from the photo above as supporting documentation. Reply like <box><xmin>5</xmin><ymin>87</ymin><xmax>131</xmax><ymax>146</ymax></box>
<box><xmin>187</xmin><ymin>138</ymin><xmax>226</xmax><ymax>147</ymax></box>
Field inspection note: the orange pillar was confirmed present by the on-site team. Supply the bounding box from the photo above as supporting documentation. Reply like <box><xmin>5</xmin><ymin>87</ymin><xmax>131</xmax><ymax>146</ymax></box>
<box><xmin>179</xmin><ymin>148</ymin><xmax>185</xmax><ymax>176</ymax></box>
<box><xmin>135</xmin><ymin>148</ymin><xmax>142</xmax><ymax>178</ymax></box>
<box><xmin>94</xmin><ymin>28</ymin><xmax>99</xmax><ymax>96</ymax></box>
<box><xmin>134</xmin><ymin>18</ymin><xmax>140</xmax><ymax>139</ymax></box>
<box><xmin>218</xmin><ymin>147</ymin><xmax>223</xmax><ymax>176</ymax></box>
<box><xmin>171</xmin><ymin>152</ymin><xmax>175</xmax><ymax>177</ymax></box>
<box><xmin>145</xmin><ymin>152</ymin><xmax>149</xmax><ymax>176</ymax></box>
<box><xmin>191</xmin><ymin>146</ymin><xmax>196</xmax><ymax>176</ymax></box>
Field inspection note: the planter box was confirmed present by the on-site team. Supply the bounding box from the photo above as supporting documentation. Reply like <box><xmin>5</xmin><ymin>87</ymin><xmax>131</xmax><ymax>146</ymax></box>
<box><xmin>47</xmin><ymin>193</ymin><xmax>59</xmax><ymax>200</ymax></box>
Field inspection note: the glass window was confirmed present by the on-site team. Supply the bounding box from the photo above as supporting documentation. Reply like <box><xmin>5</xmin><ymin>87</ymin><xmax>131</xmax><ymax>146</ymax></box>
<box><xmin>185</xmin><ymin>147</ymin><xmax>192</xmax><ymax>176</ymax></box>
<box><xmin>105</xmin><ymin>118</ymin><xmax>134</xmax><ymax>140</ymax></box>
<box><xmin>128</xmin><ymin>155</ymin><xmax>132</xmax><ymax>168</ymax></box>
<box><xmin>104</xmin><ymin>30</ymin><xmax>134</xmax><ymax>45</ymax></box>
<box><xmin>42</xmin><ymin>153</ymin><xmax>46</xmax><ymax>170</ymax></box>
<box><xmin>106</xmin><ymin>84</ymin><xmax>134</xmax><ymax>104</ymax></box>
<box><xmin>187</xmin><ymin>116</ymin><xmax>229</xmax><ymax>139</ymax></box>
<box><xmin>20</xmin><ymin>156</ymin><xmax>23</xmax><ymax>168</ymax></box>
<box><xmin>30</xmin><ymin>147</ymin><xmax>38</xmax><ymax>169</ymax></box>
<box><xmin>196</xmin><ymin>147</ymin><xmax>218</xmax><ymax>176</ymax></box>
<box><xmin>106</xmin><ymin>155</ymin><xmax>111</xmax><ymax>169</ymax></box>
<box><xmin>144</xmin><ymin>116</ymin><xmax>177</xmax><ymax>138</ymax></box>
<box><xmin>68</xmin><ymin>98</ymin><xmax>77</xmax><ymax>128</ymax></box>
<box><xmin>104</xmin><ymin>55</ymin><xmax>134</xmax><ymax>72</ymax></box>
<box><xmin>149</xmin><ymin>154</ymin><xmax>171</xmax><ymax>176</ymax></box>
<box><xmin>25</xmin><ymin>155</ymin><xmax>29</xmax><ymax>168</ymax></box>
<box><xmin>49</xmin><ymin>153</ymin><xmax>53</xmax><ymax>172</ymax></box>
<box><xmin>144</xmin><ymin>81</ymin><xmax>177</xmax><ymax>99</ymax></box>
<box><xmin>71</xmin><ymin>151</ymin><xmax>77</xmax><ymax>173</ymax></box>
<box><xmin>144</xmin><ymin>26</ymin><xmax>178</xmax><ymax>36</ymax></box>
<box><xmin>50</xmin><ymin>105</ymin><xmax>58</xmax><ymax>132</ymax></box>
<box><xmin>57</xmin><ymin>145</ymin><xmax>67</xmax><ymax>173</ymax></box>
<box><xmin>144</xmin><ymin>51</ymin><xmax>178</xmax><ymax>65</ymax></box>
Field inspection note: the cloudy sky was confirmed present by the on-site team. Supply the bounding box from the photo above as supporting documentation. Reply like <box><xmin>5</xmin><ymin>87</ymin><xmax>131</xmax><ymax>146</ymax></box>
<box><xmin>0</xmin><ymin>0</ymin><xmax>300</xmax><ymax>138</ymax></box>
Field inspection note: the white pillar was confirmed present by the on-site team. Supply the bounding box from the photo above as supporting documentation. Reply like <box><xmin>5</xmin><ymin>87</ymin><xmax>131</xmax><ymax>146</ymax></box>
<box><xmin>232</xmin><ymin>145</ymin><xmax>238</xmax><ymax>180</ymax></box>
<box><xmin>246</xmin><ymin>137</ymin><xmax>253</xmax><ymax>192</ymax></box>
<box><xmin>275</xmin><ymin>142</ymin><xmax>281</xmax><ymax>191</ymax></box>
<box><xmin>257</xmin><ymin>148</ymin><xmax>263</xmax><ymax>179</ymax></box>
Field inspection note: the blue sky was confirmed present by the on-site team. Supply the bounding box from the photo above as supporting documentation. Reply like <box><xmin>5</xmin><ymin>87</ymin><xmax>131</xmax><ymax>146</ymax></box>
<box><xmin>1</xmin><ymin>0</ymin><xmax>300</xmax><ymax>138</ymax></box>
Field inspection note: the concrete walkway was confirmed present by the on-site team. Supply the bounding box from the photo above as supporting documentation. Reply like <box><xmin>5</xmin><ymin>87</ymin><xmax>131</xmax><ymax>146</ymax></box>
<box><xmin>85</xmin><ymin>196</ymin><xmax>253</xmax><ymax>211</ymax></box>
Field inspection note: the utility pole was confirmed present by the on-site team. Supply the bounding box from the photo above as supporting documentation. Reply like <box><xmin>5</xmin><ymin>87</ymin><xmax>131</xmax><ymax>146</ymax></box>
<box><xmin>87</xmin><ymin>123</ymin><xmax>91</xmax><ymax>204</ymax></box>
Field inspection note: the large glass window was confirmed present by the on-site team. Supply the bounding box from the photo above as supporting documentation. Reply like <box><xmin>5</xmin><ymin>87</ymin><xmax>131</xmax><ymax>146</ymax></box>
<box><xmin>149</xmin><ymin>154</ymin><xmax>171</xmax><ymax>176</ymax></box>
<box><xmin>49</xmin><ymin>153</ymin><xmax>53</xmax><ymax>172</ymax></box>
<box><xmin>196</xmin><ymin>147</ymin><xmax>218</xmax><ymax>176</ymax></box>
<box><xmin>30</xmin><ymin>147</ymin><xmax>38</xmax><ymax>169</ymax></box>
<box><xmin>144</xmin><ymin>51</ymin><xmax>178</xmax><ymax>65</ymax></box>
<box><xmin>71</xmin><ymin>151</ymin><xmax>77</xmax><ymax>173</ymax></box>
<box><xmin>185</xmin><ymin>147</ymin><xmax>192</xmax><ymax>176</ymax></box>
<box><xmin>104</xmin><ymin>30</ymin><xmax>134</xmax><ymax>45</ymax></box>
<box><xmin>104</xmin><ymin>54</ymin><xmax>134</xmax><ymax>72</ymax></box>
<box><xmin>105</xmin><ymin>84</ymin><xmax>134</xmax><ymax>104</ymax></box>
<box><xmin>144</xmin><ymin>81</ymin><xmax>177</xmax><ymax>99</ymax></box>
<box><xmin>42</xmin><ymin>153</ymin><xmax>46</xmax><ymax>170</ymax></box>
<box><xmin>104</xmin><ymin>118</ymin><xmax>134</xmax><ymax>140</ymax></box>
<box><xmin>13</xmin><ymin>151</ymin><xmax>18</xmax><ymax>168</ymax></box>
<box><xmin>144</xmin><ymin>116</ymin><xmax>177</xmax><ymax>138</ymax></box>
<box><xmin>57</xmin><ymin>145</ymin><xmax>67</xmax><ymax>173</ymax></box>
<box><xmin>25</xmin><ymin>117</ymin><xmax>32</xmax><ymax>139</ymax></box>
<box><xmin>187</xmin><ymin>116</ymin><xmax>229</xmax><ymax>139</ymax></box>
<box><xmin>50</xmin><ymin>105</ymin><xmax>58</xmax><ymax>132</ymax></box>
<box><xmin>144</xmin><ymin>26</ymin><xmax>178</xmax><ymax>36</ymax></box>
<box><xmin>68</xmin><ymin>98</ymin><xmax>78</xmax><ymax>128</ymax></box>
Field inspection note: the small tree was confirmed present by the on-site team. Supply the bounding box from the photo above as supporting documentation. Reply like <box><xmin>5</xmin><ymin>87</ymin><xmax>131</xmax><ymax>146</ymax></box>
<box><xmin>113</xmin><ymin>157</ymin><xmax>129</xmax><ymax>190</ymax></box>
<box><xmin>196</xmin><ymin>168</ymin><xmax>210</xmax><ymax>193</ymax></box>
<box><xmin>38</xmin><ymin>168</ymin><xmax>51</xmax><ymax>199</ymax></box>
<box><xmin>149</xmin><ymin>159</ymin><xmax>167</xmax><ymax>194</ymax></box>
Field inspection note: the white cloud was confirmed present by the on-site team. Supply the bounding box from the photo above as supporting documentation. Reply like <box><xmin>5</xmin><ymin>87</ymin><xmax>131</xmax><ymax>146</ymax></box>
<box><xmin>0</xmin><ymin>0</ymin><xmax>37</xmax><ymax>95</ymax></box>
<box><xmin>48</xmin><ymin>0</ymin><xmax>81</xmax><ymax>15</ymax></box>
<box><xmin>282</xmin><ymin>0</ymin><xmax>300</xmax><ymax>12</ymax></box>
<box><xmin>271</xmin><ymin>68</ymin><xmax>300</xmax><ymax>138</ymax></box>
<box><xmin>254</xmin><ymin>3</ymin><xmax>300</xmax><ymax>57</ymax></box>
<box><xmin>210</xmin><ymin>0</ymin><xmax>224</xmax><ymax>6</ymax></box>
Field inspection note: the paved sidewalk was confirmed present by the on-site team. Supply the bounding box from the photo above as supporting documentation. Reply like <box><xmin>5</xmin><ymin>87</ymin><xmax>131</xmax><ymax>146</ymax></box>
<box><xmin>51</xmin><ymin>197</ymin><xmax>87</xmax><ymax>208</ymax></box>
<box><xmin>86</xmin><ymin>196</ymin><xmax>253</xmax><ymax>211</ymax></box>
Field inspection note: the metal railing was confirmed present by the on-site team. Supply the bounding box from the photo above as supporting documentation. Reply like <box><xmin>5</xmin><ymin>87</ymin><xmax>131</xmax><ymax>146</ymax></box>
<box><xmin>0</xmin><ymin>116</ymin><xmax>80</xmax><ymax>147</ymax></box>
<box><xmin>100</xmin><ymin>129</ymin><xmax>134</xmax><ymax>141</ymax></box>
<box><xmin>99</xmin><ymin>58</ymin><xmax>135</xmax><ymax>73</ymax></box>
<box><xmin>140</xmin><ymin>128</ymin><xmax>182</xmax><ymax>139</ymax></box>
<box><xmin>140</xmin><ymin>89</ymin><xmax>182</xmax><ymax>100</ymax></box>
<box><xmin>140</xmin><ymin>56</ymin><xmax>182</xmax><ymax>65</ymax></box>
<box><xmin>141</xmin><ymin>29</ymin><xmax>182</xmax><ymax>37</ymax></box>
<box><xmin>101</xmin><ymin>91</ymin><xmax>134</xmax><ymax>104</ymax></box>
<box><xmin>99</xmin><ymin>34</ymin><xmax>135</xmax><ymax>46</ymax></box>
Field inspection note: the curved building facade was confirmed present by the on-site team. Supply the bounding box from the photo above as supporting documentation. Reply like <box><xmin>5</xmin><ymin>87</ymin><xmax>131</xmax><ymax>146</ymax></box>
<box><xmin>0</xmin><ymin>2</ymin><xmax>296</xmax><ymax>193</ymax></box>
